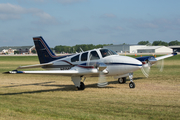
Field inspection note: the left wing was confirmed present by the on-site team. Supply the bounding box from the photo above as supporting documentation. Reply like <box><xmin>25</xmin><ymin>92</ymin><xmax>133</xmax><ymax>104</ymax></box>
<box><xmin>155</xmin><ymin>52</ymin><xmax>177</xmax><ymax>61</ymax></box>
<box><xmin>136</xmin><ymin>52</ymin><xmax>177</xmax><ymax>77</ymax></box>
<box><xmin>136</xmin><ymin>52</ymin><xmax>177</xmax><ymax>65</ymax></box>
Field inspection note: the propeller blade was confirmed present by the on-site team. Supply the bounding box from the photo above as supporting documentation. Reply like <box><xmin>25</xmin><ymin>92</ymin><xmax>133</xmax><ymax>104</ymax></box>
<box><xmin>156</xmin><ymin>59</ymin><xmax>164</xmax><ymax>72</ymax></box>
<box><xmin>141</xmin><ymin>63</ymin><xmax>150</xmax><ymax>78</ymax></box>
<box><xmin>97</xmin><ymin>71</ymin><xmax>108</xmax><ymax>87</ymax></box>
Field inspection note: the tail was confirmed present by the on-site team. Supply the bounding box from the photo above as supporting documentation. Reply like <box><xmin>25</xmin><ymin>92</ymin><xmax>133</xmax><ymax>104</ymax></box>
<box><xmin>33</xmin><ymin>36</ymin><xmax>58</xmax><ymax>64</ymax></box>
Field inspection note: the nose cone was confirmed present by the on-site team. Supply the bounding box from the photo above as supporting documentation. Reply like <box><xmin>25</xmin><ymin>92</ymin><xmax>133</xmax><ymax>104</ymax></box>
<box><xmin>134</xmin><ymin>58</ymin><xmax>142</xmax><ymax>69</ymax></box>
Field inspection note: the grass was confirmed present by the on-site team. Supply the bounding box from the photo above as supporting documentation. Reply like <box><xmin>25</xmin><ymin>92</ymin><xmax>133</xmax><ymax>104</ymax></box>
<box><xmin>0</xmin><ymin>55</ymin><xmax>180</xmax><ymax>120</ymax></box>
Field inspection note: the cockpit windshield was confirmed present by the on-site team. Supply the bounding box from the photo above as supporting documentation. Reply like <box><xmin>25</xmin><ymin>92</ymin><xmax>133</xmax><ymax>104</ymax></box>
<box><xmin>100</xmin><ymin>49</ymin><xmax>117</xmax><ymax>58</ymax></box>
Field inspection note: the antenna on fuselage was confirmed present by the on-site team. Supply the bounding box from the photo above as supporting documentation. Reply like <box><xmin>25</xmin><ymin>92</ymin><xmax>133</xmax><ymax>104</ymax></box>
<box><xmin>80</xmin><ymin>47</ymin><xmax>84</xmax><ymax>52</ymax></box>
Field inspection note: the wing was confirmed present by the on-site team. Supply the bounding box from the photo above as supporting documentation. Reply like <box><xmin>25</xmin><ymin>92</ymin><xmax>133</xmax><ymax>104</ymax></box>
<box><xmin>136</xmin><ymin>52</ymin><xmax>177</xmax><ymax>77</ymax></box>
<box><xmin>7</xmin><ymin>66</ymin><xmax>99</xmax><ymax>76</ymax></box>
<box><xmin>155</xmin><ymin>52</ymin><xmax>177</xmax><ymax>61</ymax></box>
<box><xmin>136</xmin><ymin>52</ymin><xmax>177</xmax><ymax>65</ymax></box>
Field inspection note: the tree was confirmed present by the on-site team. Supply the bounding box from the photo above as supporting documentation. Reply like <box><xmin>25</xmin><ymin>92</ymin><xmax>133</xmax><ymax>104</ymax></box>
<box><xmin>152</xmin><ymin>40</ymin><xmax>168</xmax><ymax>46</ymax></box>
<box><xmin>169</xmin><ymin>40</ymin><xmax>180</xmax><ymax>46</ymax></box>
<box><xmin>138</xmin><ymin>41</ymin><xmax>150</xmax><ymax>45</ymax></box>
<box><xmin>54</xmin><ymin>44</ymin><xmax>113</xmax><ymax>53</ymax></box>
<box><xmin>31</xmin><ymin>50</ymin><xmax>36</xmax><ymax>54</ymax></box>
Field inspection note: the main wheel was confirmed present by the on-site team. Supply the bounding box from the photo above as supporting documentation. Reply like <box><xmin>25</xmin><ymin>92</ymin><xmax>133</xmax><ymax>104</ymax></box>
<box><xmin>118</xmin><ymin>77</ymin><xmax>126</xmax><ymax>84</ymax></box>
<box><xmin>77</xmin><ymin>82</ymin><xmax>85</xmax><ymax>90</ymax></box>
<box><xmin>129</xmin><ymin>82</ymin><xmax>135</xmax><ymax>88</ymax></box>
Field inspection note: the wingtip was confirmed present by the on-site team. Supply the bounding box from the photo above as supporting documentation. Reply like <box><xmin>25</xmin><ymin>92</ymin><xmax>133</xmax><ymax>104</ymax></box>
<box><xmin>3</xmin><ymin>70</ymin><xmax>18</xmax><ymax>74</ymax></box>
<box><xmin>3</xmin><ymin>71</ymin><xmax>10</xmax><ymax>74</ymax></box>
<box><xmin>172</xmin><ymin>52</ymin><xmax>177</xmax><ymax>56</ymax></box>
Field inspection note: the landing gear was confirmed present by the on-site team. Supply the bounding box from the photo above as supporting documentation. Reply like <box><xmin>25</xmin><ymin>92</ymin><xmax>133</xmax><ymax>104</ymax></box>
<box><xmin>129</xmin><ymin>82</ymin><xmax>135</xmax><ymax>88</ymax></box>
<box><xmin>77</xmin><ymin>82</ymin><xmax>85</xmax><ymax>90</ymax></box>
<box><xmin>129</xmin><ymin>73</ymin><xmax>135</xmax><ymax>89</ymax></box>
<box><xmin>118</xmin><ymin>77</ymin><xmax>126</xmax><ymax>84</ymax></box>
<box><xmin>72</xmin><ymin>76</ymin><xmax>86</xmax><ymax>90</ymax></box>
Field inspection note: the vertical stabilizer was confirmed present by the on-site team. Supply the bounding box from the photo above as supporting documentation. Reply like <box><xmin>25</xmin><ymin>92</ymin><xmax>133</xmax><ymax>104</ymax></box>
<box><xmin>33</xmin><ymin>36</ymin><xmax>57</xmax><ymax>64</ymax></box>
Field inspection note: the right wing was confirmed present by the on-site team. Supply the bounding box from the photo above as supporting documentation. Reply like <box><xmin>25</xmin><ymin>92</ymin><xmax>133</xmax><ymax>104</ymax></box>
<box><xmin>7</xmin><ymin>66</ymin><xmax>99</xmax><ymax>77</ymax></box>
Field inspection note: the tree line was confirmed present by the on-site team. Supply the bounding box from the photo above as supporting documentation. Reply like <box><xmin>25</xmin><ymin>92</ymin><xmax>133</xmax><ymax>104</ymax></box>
<box><xmin>52</xmin><ymin>40</ymin><xmax>180</xmax><ymax>53</ymax></box>
<box><xmin>54</xmin><ymin>44</ymin><xmax>112</xmax><ymax>53</ymax></box>
<box><xmin>138</xmin><ymin>40</ymin><xmax>180</xmax><ymax>46</ymax></box>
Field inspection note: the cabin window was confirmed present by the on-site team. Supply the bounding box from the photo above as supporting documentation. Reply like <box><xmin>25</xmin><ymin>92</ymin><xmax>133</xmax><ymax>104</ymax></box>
<box><xmin>81</xmin><ymin>52</ymin><xmax>88</xmax><ymax>61</ymax></box>
<box><xmin>71</xmin><ymin>54</ymin><xmax>79</xmax><ymax>62</ymax></box>
<box><xmin>90</xmin><ymin>51</ymin><xmax>100</xmax><ymax>60</ymax></box>
<box><xmin>100</xmin><ymin>49</ymin><xmax>117</xmax><ymax>58</ymax></box>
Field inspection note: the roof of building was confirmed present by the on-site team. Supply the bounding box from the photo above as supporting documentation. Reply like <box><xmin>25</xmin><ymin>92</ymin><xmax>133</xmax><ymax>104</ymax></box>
<box><xmin>137</xmin><ymin>46</ymin><xmax>167</xmax><ymax>50</ymax></box>
<box><xmin>169</xmin><ymin>46</ymin><xmax>180</xmax><ymax>48</ymax></box>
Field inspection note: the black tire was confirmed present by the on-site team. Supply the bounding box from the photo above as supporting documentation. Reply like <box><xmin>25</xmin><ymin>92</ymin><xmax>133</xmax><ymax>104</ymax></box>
<box><xmin>77</xmin><ymin>82</ymin><xmax>85</xmax><ymax>90</ymax></box>
<box><xmin>118</xmin><ymin>77</ymin><xmax>126</xmax><ymax>84</ymax></box>
<box><xmin>129</xmin><ymin>82</ymin><xmax>135</xmax><ymax>88</ymax></box>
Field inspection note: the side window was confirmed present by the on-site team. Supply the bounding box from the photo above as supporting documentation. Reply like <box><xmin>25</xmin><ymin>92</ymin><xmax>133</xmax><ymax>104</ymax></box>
<box><xmin>90</xmin><ymin>51</ymin><xmax>100</xmax><ymax>60</ymax></box>
<box><xmin>81</xmin><ymin>52</ymin><xmax>88</xmax><ymax>61</ymax></box>
<box><xmin>71</xmin><ymin>54</ymin><xmax>79</xmax><ymax>62</ymax></box>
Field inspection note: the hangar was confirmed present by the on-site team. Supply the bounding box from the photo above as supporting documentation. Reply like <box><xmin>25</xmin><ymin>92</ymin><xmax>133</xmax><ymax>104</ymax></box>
<box><xmin>103</xmin><ymin>45</ymin><xmax>146</xmax><ymax>53</ymax></box>
<box><xmin>103</xmin><ymin>45</ymin><xmax>173</xmax><ymax>53</ymax></box>
<box><xmin>169</xmin><ymin>46</ymin><xmax>180</xmax><ymax>52</ymax></box>
<box><xmin>137</xmin><ymin>46</ymin><xmax>173</xmax><ymax>53</ymax></box>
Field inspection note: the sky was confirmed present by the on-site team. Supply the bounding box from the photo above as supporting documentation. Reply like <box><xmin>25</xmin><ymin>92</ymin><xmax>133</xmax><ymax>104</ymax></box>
<box><xmin>1</xmin><ymin>0</ymin><xmax>180</xmax><ymax>47</ymax></box>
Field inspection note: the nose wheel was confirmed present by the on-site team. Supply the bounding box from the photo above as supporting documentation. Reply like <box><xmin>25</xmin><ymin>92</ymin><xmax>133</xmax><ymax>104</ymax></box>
<box><xmin>129</xmin><ymin>73</ymin><xmax>135</xmax><ymax>88</ymax></box>
<box><xmin>129</xmin><ymin>82</ymin><xmax>135</xmax><ymax>88</ymax></box>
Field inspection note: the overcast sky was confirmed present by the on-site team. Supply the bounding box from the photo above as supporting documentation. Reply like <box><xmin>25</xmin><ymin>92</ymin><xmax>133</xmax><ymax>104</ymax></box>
<box><xmin>0</xmin><ymin>0</ymin><xmax>180</xmax><ymax>47</ymax></box>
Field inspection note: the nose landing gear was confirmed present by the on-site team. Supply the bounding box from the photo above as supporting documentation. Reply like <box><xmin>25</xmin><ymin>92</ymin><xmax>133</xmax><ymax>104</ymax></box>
<box><xmin>129</xmin><ymin>73</ymin><xmax>135</xmax><ymax>88</ymax></box>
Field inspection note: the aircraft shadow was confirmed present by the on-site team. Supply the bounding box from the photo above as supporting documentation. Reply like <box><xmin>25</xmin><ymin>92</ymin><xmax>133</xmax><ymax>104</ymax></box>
<box><xmin>0</xmin><ymin>77</ymin><xmax>143</xmax><ymax>95</ymax></box>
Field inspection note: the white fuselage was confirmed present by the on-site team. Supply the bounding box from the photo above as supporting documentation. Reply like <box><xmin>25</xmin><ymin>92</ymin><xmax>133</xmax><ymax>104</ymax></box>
<box><xmin>42</xmin><ymin>48</ymin><xmax>142</xmax><ymax>77</ymax></box>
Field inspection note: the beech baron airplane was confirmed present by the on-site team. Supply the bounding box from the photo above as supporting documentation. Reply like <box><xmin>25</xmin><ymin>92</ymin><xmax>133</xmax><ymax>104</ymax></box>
<box><xmin>6</xmin><ymin>36</ymin><xmax>177</xmax><ymax>90</ymax></box>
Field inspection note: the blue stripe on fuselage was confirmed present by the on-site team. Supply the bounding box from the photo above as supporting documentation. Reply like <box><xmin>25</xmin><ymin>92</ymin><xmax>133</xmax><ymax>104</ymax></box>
<box><xmin>105</xmin><ymin>63</ymin><xmax>142</xmax><ymax>66</ymax></box>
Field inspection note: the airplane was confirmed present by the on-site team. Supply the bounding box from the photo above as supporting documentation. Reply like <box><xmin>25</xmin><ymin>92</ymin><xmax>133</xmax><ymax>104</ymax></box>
<box><xmin>5</xmin><ymin>36</ymin><xmax>177</xmax><ymax>90</ymax></box>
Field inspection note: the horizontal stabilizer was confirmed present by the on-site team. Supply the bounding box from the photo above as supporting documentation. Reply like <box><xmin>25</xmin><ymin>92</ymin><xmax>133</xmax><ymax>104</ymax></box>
<box><xmin>17</xmin><ymin>62</ymin><xmax>53</xmax><ymax>69</ymax></box>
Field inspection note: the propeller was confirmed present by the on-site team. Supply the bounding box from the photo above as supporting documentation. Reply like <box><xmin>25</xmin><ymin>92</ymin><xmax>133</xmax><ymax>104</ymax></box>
<box><xmin>141</xmin><ymin>56</ymin><xmax>164</xmax><ymax>77</ymax></box>
<box><xmin>156</xmin><ymin>59</ymin><xmax>164</xmax><ymax>72</ymax></box>
<box><xmin>86</xmin><ymin>61</ymin><xmax>108</xmax><ymax>87</ymax></box>
<box><xmin>141</xmin><ymin>61</ymin><xmax>151</xmax><ymax>78</ymax></box>
<box><xmin>96</xmin><ymin>62</ymin><xmax>108</xmax><ymax>87</ymax></box>
<box><xmin>98</xmin><ymin>71</ymin><xmax>108</xmax><ymax>87</ymax></box>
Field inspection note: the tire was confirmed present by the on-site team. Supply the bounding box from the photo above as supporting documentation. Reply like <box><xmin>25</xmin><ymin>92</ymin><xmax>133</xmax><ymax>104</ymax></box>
<box><xmin>77</xmin><ymin>82</ymin><xmax>85</xmax><ymax>90</ymax></box>
<box><xmin>118</xmin><ymin>77</ymin><xmax>126</xmax><ymax>84</ymax></box>
<box><xmin>129</xmin><ymin>82</ymin><xmax>135</xmax><ymax>88</ymax></box>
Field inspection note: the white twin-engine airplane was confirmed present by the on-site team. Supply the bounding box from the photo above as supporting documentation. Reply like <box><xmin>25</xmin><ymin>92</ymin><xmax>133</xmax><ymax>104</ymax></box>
<box><xmin>7</xmin><ymin>36</ymin><xmax>177</xmax><ymax>90</ymax></box>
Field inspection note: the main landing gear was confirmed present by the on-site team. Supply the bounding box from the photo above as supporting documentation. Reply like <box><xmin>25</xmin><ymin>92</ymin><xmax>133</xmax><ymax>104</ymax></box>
<box><xmin>77</xmin><ymin>82</ymin><xmax>85</xmax><ymax>90</ymax></box>
<box><xmin>118</xmin><ymin>77</ymin><xmax>126</xmax><ymax>84</ymax></box>
<box><xmin>72</xmin><ymin>76</ymin><xmax>86</xmax><ymax>90</ymax></box>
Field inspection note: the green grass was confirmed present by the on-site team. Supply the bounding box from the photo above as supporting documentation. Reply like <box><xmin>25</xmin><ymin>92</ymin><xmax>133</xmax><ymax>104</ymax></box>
<box><xmin>0</xmin><ymin>55</ymin><xmax>180</xmax><ymax>120</ymax></box>
<box><xmin>0</xmin><ymin>56</ymin><xmax>39</xmax><ymax>61</ymax></box>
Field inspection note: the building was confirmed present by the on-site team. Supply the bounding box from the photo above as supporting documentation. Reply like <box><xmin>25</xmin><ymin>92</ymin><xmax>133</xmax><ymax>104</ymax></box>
<box><xmin>137</xmin><ymin>46</ymin><xmax>173</xmax><ymax>53</ymax></box>
<box><xmin>103</xmin><ymin>45</ymin><xmax>173</xmax><ymax>54</ymax></box>
<box><xmin>103</xmin><ymin>45</ymin><xmax>146</xmax><ymax>53</ymax></box>
<box><xmin>0</xmin><ymin>46</ymin><xmax>35</xmax><ymax>55</ymax></box>
<box><xmin>169</xmin><ymin>46</ymin><xmax>180</xmax><ymax>52</ymax></box>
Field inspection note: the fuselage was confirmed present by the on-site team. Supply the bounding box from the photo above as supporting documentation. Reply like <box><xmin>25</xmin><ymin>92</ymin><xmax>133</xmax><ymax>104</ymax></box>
<box><xmin>42</xmin><ymin>48</ymin><xmax>142</xmax><ymax>77</ymax></box>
